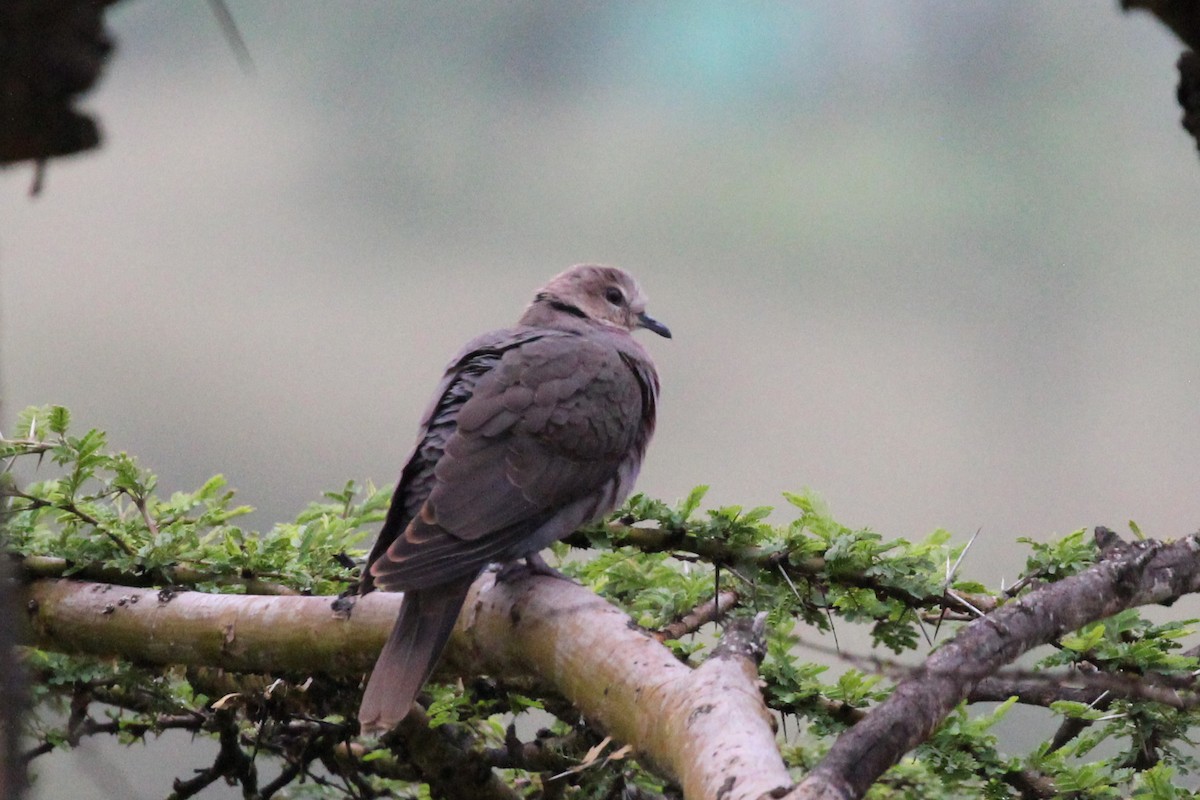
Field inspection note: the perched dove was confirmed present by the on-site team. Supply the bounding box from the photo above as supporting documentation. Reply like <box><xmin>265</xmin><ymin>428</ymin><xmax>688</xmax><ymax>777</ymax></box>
<box><xmin>358</xmin><ymin>264</ymin><xmax>670</xmax><ymax>734</ymax></box>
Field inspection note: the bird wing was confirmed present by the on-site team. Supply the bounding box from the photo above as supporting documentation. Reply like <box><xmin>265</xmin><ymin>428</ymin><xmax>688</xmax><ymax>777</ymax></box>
<box><xmin>361</xmin><ymin>327</ymin><xmax>546</xmax><ymax>592</ymax></box>
<box><xmin>369</xmin><ymin>328</ymin><xmax>657</xmax><ymax>591</ymax></box>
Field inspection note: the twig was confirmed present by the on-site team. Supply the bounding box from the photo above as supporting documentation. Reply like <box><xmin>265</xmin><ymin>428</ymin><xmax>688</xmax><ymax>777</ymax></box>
<box><xmin>654</xmin><ymin>590</ymin><xmax>740</xmax><ymax>642</ymax></box>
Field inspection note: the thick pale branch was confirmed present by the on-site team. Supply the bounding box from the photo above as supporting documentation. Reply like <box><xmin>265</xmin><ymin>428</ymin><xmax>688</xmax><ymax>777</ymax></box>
<box><xmin>458</xmin><ymin>572</ymin><xmax>791</xmax><ymax>800</ymax></box>
<box><xmin>25</xmin><ymin>573</ymin><xmax>791</xmax><ymax>800</ymax></box>
<box><xmin>789</xmin><ymin>533</ymin><xmax>1200</xmax><ymax>800</ymax></box>
<box><xmin>25</xmin><ymin>580</ymin><xmax>395</xmax><ymax>675</ymax></box>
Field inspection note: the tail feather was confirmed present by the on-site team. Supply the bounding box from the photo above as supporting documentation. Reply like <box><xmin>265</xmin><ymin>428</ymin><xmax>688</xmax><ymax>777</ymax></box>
<box><xmin>358</xmin><ymin>578</ymin><xmax>473</xmax><ymax>735</ymax></box>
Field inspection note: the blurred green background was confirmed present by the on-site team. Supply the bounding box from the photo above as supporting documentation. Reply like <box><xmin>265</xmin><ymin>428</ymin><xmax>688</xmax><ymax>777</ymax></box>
<box><xmin>2</xmin><ymin>2</ymin><xmax>1198</xmax><ymax>797</ymax></box>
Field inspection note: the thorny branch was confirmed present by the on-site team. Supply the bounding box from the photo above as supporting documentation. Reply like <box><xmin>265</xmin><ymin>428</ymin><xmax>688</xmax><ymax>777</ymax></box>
<box><xmin>568</xmin><ymin>524</ymin><xmax>995</xmax><ymax>618</ymax></box>
<box><xmin>787</xmin><ymin>529</ymin><xmax>1200</xmax><ymax>800</ymax></box>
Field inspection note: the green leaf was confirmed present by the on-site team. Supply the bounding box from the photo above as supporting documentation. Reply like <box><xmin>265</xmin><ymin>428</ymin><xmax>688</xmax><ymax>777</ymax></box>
<box><xmin>47</xmin><ymin>406</ymin><xmax>71</xmax><ymax>435</ymax></box>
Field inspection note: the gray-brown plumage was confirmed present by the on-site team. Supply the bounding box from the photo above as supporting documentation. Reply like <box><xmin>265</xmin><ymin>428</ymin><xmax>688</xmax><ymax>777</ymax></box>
<box><xmin>358</xmin><ymin>264</ymin><xmax>669</xmax><ymax>735</ymax></box>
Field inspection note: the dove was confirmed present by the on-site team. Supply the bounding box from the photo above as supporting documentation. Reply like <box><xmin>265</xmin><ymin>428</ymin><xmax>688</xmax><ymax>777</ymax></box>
<box><xmin>358</xmin><ymin>264</ymin><xmax>670</xmax><ymax>735</ymax></box>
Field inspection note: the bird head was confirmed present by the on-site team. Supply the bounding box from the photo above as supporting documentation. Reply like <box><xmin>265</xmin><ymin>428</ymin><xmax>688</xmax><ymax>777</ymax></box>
<box><xmin>532</xmin><ymin>264</ymin><xmax>672</xmax><ymax>338</ymax></box>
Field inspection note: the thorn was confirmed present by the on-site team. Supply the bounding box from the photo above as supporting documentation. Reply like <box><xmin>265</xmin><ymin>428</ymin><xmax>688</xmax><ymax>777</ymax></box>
<box><xmin>713</xmin><ymin>563</ymin><xmax>720</xmax><ymax>624</ymax></box>
<box><xmin>944</xmin><ymin>527</ymin><xmax>982</xmax><ymax>588</ymax></box>
<box><xmin>776</xmin><ymin>563</ymin><xmax>802</xmax><ymax>600</ymax></box>
<box><xmin>206</xmin><ymin>0</ymin><xmax>257</xmax><ymax>75</ymax></box>
<box><xmin>29</xmin><ymin>160</ymin><xmax>46</xmax><ymax>196</ymax></box>
<box><xmin>819</xmin><ymin>589</ymin><xmax>840</xmax><ymax>654</ymax></box>
<box><xmin>945</xmin><ymin>588</ymin><xmax>986</xmax><ymax>618</ymax></box>
<box><xmin>913</xmin><ymin>608</ymin><xmax>933</xmax><ymax>647</ymax></box>
<box><xmin>932</xmin><ymin>605</ymin><xmax>948</xmax><ymax>642</ymax></box>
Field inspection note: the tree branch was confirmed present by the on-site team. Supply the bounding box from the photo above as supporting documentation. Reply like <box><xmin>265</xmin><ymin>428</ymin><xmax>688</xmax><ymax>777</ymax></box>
<box><xmin>1121</xmin><ymin>0</ymin><xmax>1200</xmax><ymax>154</ymax></box>
<box><xmin>455</xmin><ymin>572</ymin><xmax>790</xmax><ymax>800</ymax></box>
<box><xmin>788</xmin><ymin>531</ymin><xmax>1200</xmax><ymax>800</ymax></box>
<box><xmin>24</xmin><ymin>571</ymin><xmax>792</xmax><ymax>799</ymax></box>
<box><xmin>25</xmin><ymin>579</ymin><xmax>393</xmax><ymax>674</ymax></box>
<box><xmin>0</xmin><ymin>559</ymin><xmax>27</xmax><ymax>800</ymax></box>
<box><xmin>575</xmin><ymin>524</ymin><xmax>993</xmax><ymax>617</ymax></box>
<box><xmin>1122</xmin><ymin>0</ymin><xmax>1200</xmax><ymax>51</ymax></box>
<box><xmin>0</xmin><ymin>0</ymin><xmax>119</xmax><ymax>174</ymax></box>
<box><xmin>654</xmin><ymin>589</ymin><xmax>739</xmax><ymax>643</ymax></box>
<box><xmin>384</xmin><ymin>707</ymin><xmax>523</xmax><ymax>800</ymax></box>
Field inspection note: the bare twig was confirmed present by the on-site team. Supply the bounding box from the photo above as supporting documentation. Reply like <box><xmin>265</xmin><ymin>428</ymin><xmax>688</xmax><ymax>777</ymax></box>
<box><xmin>654</xmin><ymin>590</ymin><xmax>739</xmax><ymax>642</ymax></box>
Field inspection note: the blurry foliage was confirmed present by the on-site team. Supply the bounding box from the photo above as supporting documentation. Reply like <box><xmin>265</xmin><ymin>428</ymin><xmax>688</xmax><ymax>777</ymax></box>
<box><xmin>4</xmin><ymin>406</ymin><xmax>1200</xmax><ymax>799</ymax></box>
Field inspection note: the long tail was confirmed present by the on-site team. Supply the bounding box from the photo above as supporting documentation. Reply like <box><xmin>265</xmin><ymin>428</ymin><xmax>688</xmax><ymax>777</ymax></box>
<box><xmin>358</xmin><ymin>577</ymin><xmax>473</xmax><ymax>735</ymax></box>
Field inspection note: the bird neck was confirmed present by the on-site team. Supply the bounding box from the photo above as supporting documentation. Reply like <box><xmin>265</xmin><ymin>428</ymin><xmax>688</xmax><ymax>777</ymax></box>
<box><xmin>519</xmin><ymin>297</ymin><xmax>606</xmax><ymax>332</ymax></box>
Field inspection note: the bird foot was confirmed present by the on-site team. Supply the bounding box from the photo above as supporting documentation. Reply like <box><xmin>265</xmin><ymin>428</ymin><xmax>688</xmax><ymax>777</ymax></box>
<box><xmin>496</xmin><ymin>553</ymin><xmax>577</xmax><ymax>584</ymax></box>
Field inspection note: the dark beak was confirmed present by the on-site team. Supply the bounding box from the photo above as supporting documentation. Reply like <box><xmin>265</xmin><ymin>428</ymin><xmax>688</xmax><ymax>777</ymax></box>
<box><xmin>637</xmin><ymin>312</ymin><xmax>672</xmax><ymax>339</ymax></box>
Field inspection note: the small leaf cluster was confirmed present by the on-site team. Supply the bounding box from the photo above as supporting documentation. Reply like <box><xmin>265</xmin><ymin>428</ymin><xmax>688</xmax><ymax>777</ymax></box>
<box><xmin>576</xmin><ymin>486</ymin><xmax>967</xmax><ymax>659</ymax></box>
<box><xmin>1048</xmin><ymin>610</ymin><xmax>1198</xmax><ymax>674</ymax></box>
<box><xmin>911</xmin><ymin>698</ymin><xmax>1020</xmax><ymax>798</ymax></box>
<box><xmin>1019</xmin><ymin>528</ymin><xmax>1097</xmax><ymax>581</ymax></box>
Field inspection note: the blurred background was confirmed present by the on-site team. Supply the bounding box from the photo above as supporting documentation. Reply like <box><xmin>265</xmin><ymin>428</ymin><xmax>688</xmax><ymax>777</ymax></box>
<box><xmin>2</xmin><ymin>2</ymin><xmax>1198</xmax><ymax>797</ymax></box>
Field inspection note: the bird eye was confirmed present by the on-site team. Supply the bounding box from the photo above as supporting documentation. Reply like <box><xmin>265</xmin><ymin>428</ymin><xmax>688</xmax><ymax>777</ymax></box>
<box><xmin>604</xmin><ymin>287</ymin><xmax>625</xmax><ymax>306</ymax></box>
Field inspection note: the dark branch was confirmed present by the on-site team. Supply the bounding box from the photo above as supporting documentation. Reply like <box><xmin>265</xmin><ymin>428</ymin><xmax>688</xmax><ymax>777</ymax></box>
<box><xmin>570</xmin><ymin>524</ymin><xmax>994</xmax><ymax>617</ymax></box>
<box><xmin>0</xmin><ymin>0</ymin><xmax>119</xmax><ymax>187</ymax></box>
<box><xmin>382</xmin><ymin>706</ymin><xmax>523</xmax><ymax>800</ymax></box>
<box><xmin>1120</xmin><ymin>1</ymin><xmax>1200</xmax><ymax>154</ymax></box>
<box><xmin>792</xmin><ymin>530</ymin><xmax>1200</xmax><ymax>800</ymax></box>
<box><xmin>654</xmin><ymin>590</ymin><xmax>740</xmax><ymax>643</ymax></box>
<box><xmin>0</xmin><ymin>558</ymin><xmax>26</xmax><ymax>799</ymax></box>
